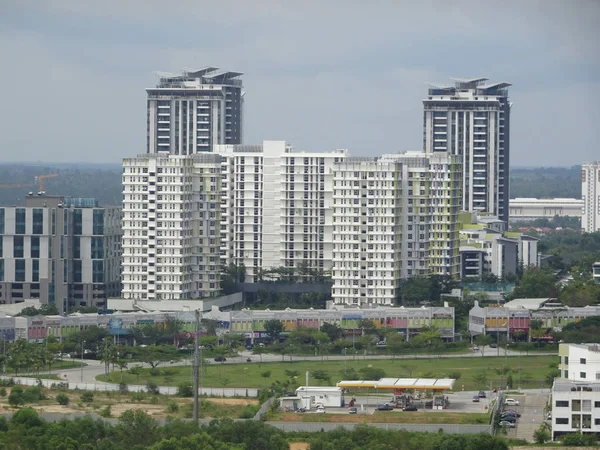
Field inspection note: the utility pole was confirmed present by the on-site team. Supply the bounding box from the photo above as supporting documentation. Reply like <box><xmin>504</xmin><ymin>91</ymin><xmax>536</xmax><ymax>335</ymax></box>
<box><xmin>193</xmin><ymin>309</ymin><xmax>200</xmax><ymax>422</ymax></box>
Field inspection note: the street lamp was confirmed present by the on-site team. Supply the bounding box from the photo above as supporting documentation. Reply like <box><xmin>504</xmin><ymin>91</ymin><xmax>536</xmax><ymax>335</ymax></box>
<box><xmin>80</xmin><ymin>340</ymin><xmax>86</xmax><ymax>383</ymax></box>
<box><xmin>46</xmin><ymin>327</ymin><xmax>51</xmax><ymax>376</ymax></box>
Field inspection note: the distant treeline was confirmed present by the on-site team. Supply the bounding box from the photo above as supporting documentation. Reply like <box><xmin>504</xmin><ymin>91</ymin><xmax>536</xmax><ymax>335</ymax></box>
<box><xmin>510</xmin><ymin>165</ymin><xmax>581</xmax><ymax>199</ymax></box>
<box><xmin>0</xmin><ymin>164</ymin><xmax>122</xmax><ymax>206</ymax></box>
<box><xmin>0</xmin><ymin>163</ymin><xmax>582</xmax><ymax>207</ymax></box>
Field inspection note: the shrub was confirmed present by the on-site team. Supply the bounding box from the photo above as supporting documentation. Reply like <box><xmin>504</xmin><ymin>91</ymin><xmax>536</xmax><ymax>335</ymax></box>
<box><xmin>130</xmin><ymin>392</ymin><xmax>146</xmax><ymax>402</ymax></box>
<box><xmin>99</xmin><ymin>405</ymin><xmax>111</xmax><ymax>418</ymax></box>
<box><xmin>177</xmin><ymin>383</ymin><xmax>194</xmax><ymax>397</ymax></box>
<box><xmin>166</xmin><ymin>402</ymin><xmax>179</xmax><ymax>413</ymax></box>
<box><xmin>0</xmin><ymin>387</ymin><xmax>7</xmax><ymax>397</ymax></box>
<box><xmin>23</xmin><ymin>386</ymin><xmax>46</xmax><ymax>402</ymax></box>
<box><xmin>56</xmin><ymin>393</ymin><xmax>69</xmax><ymax>406</ymax></box>
<box><xmin>238</xmin><ymin>404</ymin><xmax>260</xmax><ymax>419</ymax></box>
<box><xmin>119</xmin><ymin>383</ymin><xmax>128</xmax><ymax>393</ymax></box>
<box><xmin>146</xmin><ymin>381</ymin><xmax>159</xmax><ymax>395</ymax></box>
<box><xmin>0</xmin><ymin>378</ymin><xmax>14</xmax><ymax>387</ymax></box>
<box><xmin>149</xmin><ymin>368</ymin><xmax>161</xmax><ymax>377</ymax></box>
<box><xmin>8</xmin><ymin>386</ymin><xmax>24</xmax><ymax>407</ymax></box>
<box><xmin>80</xmin><ymin>391</ymin><xmax>94</xmax><ymax>403</ymax></box>
<box><xmin>533</xmin><ymin>425</ymin><xmax>551</xmax><ymax>444</ymax></box>
<box><xmin>149</xmin><ymin>396</ymin><xmax>159</xmax><ymax>404</ymax></box>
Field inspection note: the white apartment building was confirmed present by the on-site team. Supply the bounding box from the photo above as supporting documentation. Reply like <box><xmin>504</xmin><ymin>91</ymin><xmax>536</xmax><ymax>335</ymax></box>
<box><xmin>559</xmin><ymin>343</ymin><xmax>600</xmax><ymax>382</ymax></box>
<box><xmin>121</xmin><ymin>153</ymin><xmax>222</xmax><ymax>301</ymax></box>
<box><xmin>215</xmin><ymin>141</ymin><xmax>347</xmax><ymax>282</ymax></box>
<box><xmin>423</xmin><ymin>78</ymin><xmax>511</xmax><ymax>223</ymax></box>
<box><xmin>582</xmin><ymin>162</ymin><xmax>600</xmax><ymax>233</ymax></box>
<box><xmin>553</xmin><ymin>343</ymin><xmax>600</xmax><ymax>440</ymax></box>
<box><xmin>330</xmin><ymin>152</ymin><xmax>460</xmax><ymax>306</ymax></box>
<box><xmin>146</xmin><ymin>68</ymin><xmax>243</xmax><ymax>155</ymax></box>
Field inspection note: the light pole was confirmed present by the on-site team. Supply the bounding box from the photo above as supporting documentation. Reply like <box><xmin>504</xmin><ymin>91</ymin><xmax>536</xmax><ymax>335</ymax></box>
<box><xmin>46</xmin><ymin>327</ymin><xmax>51</xmax><ymax>376</ymax></box>
<box><xmin>80</xmin><ymin>340</ymin><xmax>86</xmax><ymax>383</ymax></box>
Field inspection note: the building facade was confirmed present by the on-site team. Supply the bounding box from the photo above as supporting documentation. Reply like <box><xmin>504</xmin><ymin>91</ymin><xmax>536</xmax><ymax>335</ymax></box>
<box><xmin>215</xmin><ymin>141</ymin><xmax>347</xmax><ymax>282</ymax></box>
<box><xmin>423</xmin><ymin>78</ymin><xmax>511</xmax><ymax>223</ymax></box>
<box><xmin>0</xmin><ymin>195</ymin><xmax>121</xmax><ymax>312</ymax></box>
<box><xmin>121</xmin><ymin>153</ymin><xmax>222</xmax><ymax>301</ymax></box>
<box><xmin>509</xmin><ymin>197</ymin><xmax>583</xmax><ymax>222</ymax></box>
<box><xmin>330</xmin><ymin>152</ymin><xmax>460</xmax><ymax>306</ymax></box>
<box><xmin>553</xmin><ymin>343</ymin><xmax>600</xmax><ymax>440</ymax></box>
<box><xmin>146</xmin><ymin>68</ymin><xmax>243</xmax><ymax>155</ymax></box>
<box><xmin>582</xmin><ymin>162</ymin><xmax>600</xmax><ymax>233</ymax></box>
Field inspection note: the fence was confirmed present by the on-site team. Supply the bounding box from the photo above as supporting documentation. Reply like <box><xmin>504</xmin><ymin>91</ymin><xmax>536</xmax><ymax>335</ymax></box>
<box><xmin>265</xmin><ymin>421</ymin><xmax>492</xmax><ymax>434</ymax></box>
<box><xmin>490</xmin><ymin>391</ymin><xmax>505</xmax><ymax>433</ymax></box>
<box><xmin>0</xmin><ymin>376</ymin><xmax>258</xmax><ymax>398</ymax></box>
<box><xmin>253</xmin><ymin>396</ymin><xmax>275</xmax><ymax>421</ymax></box>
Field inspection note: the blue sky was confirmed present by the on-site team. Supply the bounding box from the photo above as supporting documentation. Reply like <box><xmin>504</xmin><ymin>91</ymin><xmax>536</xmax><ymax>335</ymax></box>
<box><xmin>0</xmin><ymin>0</ymin><xmax>598</xmax><ymax>166</ymax></box>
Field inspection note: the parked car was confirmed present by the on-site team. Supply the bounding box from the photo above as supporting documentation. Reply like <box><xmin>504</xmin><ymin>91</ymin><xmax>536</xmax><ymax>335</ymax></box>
<box><xmin>499</xmin><ymin>415</ymin><xmax>516</xmax><ymax>423</ymax></box>
<box><xmin>376</xmin><ymin>404</ymin><xmax>394</xmax><ymax>411</ymax></box>
<box><xmin>245</xmin><ymin>345</ymin><xmax>253</xmax><ymax>351</ymax></box>
<box><xmin>505</xmin><ymin>398</ymin><xmax>520</xmax><ymax>406</ymax></box>
<box><xmin>472</xmin><ymin>396</ymin><xmax>480</xmax><ymax>402</ymax></box>
<box><xmin>472</xmin><ymin>345</ymin><xmax>480</xmax><ymax>351</ymax></box>
<box><xmin>348</xmin><ymin>407</ymin><xmax>357</xmax><ymax>414</ymax></box>
<box><xmin>490</xmin><ymin>343</ymin><xmax>498</xmax><ymax>348</ymax></box>
<box><xmin>503</xmin><ymin>409</ymin><xmax>521</xmax><ymax>417</ymax></box>
<box><xmin>478</xmin><ymin>391</ymin><xmax>487</xmax><ymax>398</ymax></box>
<box><xmin>214</xmin><ymin>356</ymin><xmax>227</xmax><ymax>362</ymax></box>
<box><xmin>315</xmin><ymin>407</ymin><xmax>325</xmax><ymax>414</ymax></box>
<box><xmin>499</xmin><ymin>420</ymin><xmax>516</xmax><ymax>428</ymax></box>
<box><xmin>402</xmin><ymin>404</ymin><xmax>418</xmax><ymax>411</ymax></box>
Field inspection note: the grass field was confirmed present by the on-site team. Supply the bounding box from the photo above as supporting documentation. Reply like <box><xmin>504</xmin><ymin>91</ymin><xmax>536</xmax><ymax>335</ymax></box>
<box><xmin>7</xmin><ymin>360</ymin><xmax>85</xmax><ymax>377</ymax></box>
<box><xmin>98</xmin><ymin>355</ymin><xmax>555</xmax><ymax>391</ymax></box>
<box><xmin>270</xmin><ymin>410</ymin><xmax>490</xmax><ymax>424</ymax></box>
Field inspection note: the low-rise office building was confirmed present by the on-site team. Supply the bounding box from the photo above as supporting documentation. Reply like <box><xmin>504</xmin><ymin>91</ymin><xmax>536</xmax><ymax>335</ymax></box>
<box><xmin>509</xmin><ymin>197</ymin><xmax>583</xmax><ymax>222</ymax></box>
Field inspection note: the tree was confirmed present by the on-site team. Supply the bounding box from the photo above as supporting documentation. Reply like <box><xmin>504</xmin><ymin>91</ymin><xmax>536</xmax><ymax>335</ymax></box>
<box><xmin>263</xmin><ymin>320</ymin><xmax>284</xmax><ymax>341</ymax></box>
<box><xmin>260</xmin><ymin>370</ymin><xmax>271</xmax><ymax>386</ymax></box>
<box><xmin>508</xmin><ymin>266</ymin><xmax>559</xmax><ymax>299</ymax></box>
<box><xmin>474</xmin><ymin>335</ymin><xmax>494</xmax><ymax>356</ymax></box>
<box><xmin>133</xmin><ymin>345</ymin><xmax>181</xmax><ymax>370</ymax></box>
<box><xmin>359</xmin><ymin>367</ymin><xmax>386</xmax><ymax>380</ymax></box>
<box><xmin>117</xmin><ymin>409</ymin><xmax>160</xmax><ymax>448</ymax></box>
<box><xmin>358</xmin><ymin>319</ymin><xmax>377</xmax><ymax>336</ymax></box>
<box><xmin>8</xmin><ymin>386</ymin><xmax>24</xmax><ymax>407</ymax></box>
<box><xmin>98</xmin><ymin>338</ymin><xmax>117</xmax><ymax>376</ymax></box>
<box><xmin>472</xmin><ymin>371</ymin><xmax>489</xmax><ymax>389</ymax></box>
<box><xmin>17</xmin><ymin>304</ymin><xmax>59</xmax><ymax>317</ymax></box>
<box><xmin>312</xmin><ymin>369</ymin><xmax>331</xmax><ymax>385</ymax></box>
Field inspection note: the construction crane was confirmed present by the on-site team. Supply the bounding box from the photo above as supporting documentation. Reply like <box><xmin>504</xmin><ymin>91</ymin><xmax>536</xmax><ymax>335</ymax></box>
<box><xmin>0</xmin><ymin>173</ymin><xmax>60</xmax><ymax>191</ymax></box>
<box><xmin>0</xmin><ymin>183</ymin><xmax>34</xmax><ymax>188</ymax></box>
<box><xmin>35</xmin><ymin>174</ymin><xmax>60</xmax><ymax>192</ymax></box>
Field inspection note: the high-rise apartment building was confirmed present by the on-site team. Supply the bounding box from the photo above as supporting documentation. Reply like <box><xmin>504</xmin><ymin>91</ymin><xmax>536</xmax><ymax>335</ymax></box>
<box><xmin>121</xmin><ymin>153</ymin><xmax>222</xmax><ymax>301</ymax></box>
<box><xmin>330</xmin><ymin>152</ymin><xmax>460</xmax><ymax>306</ymax></box>
<box><xmin>146</xmin><ymin>68</ymin><xmax>243</xmax><ymax>155</ymax></box>
<box><xmin>582</xmin><ymin>161</ymin><xmax>600</xmax><ymax>233</ymax></box>
<box><xmin>215</xmin><ymin>141</ymin><xmax>347</xmax><ymax>282</ymax></box>
<box><xmin>0</xmin><ymin>195</ymin><xmax>121</xmax><ymax>312</ymax></box>
<box><xmin>423</xmin><ymin>78</ymin><xmax>511</xmax><ymax>223</ymax></box>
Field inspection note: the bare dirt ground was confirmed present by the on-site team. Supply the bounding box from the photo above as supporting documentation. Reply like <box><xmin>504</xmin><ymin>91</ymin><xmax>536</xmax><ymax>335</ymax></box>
<box><xmin>0</xmin><ymin>387</ymin><xmax>257</xmax><ymax>418</ymax></box>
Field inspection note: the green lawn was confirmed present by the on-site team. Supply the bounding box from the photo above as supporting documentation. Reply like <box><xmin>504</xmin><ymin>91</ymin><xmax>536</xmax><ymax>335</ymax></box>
<box><xmin>97</xmin><ymin>355</ymin><xmax>555</xmax><ymax>391</ymax></box>
<box><xmin>6</xmin><ymin>360</ymin><xmax>85</xmax><ymax>376</ymax></box>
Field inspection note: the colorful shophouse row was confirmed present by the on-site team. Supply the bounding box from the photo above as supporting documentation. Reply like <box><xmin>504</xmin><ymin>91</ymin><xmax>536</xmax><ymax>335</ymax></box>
<box><xmin>469</xmin><ymin>300</ymin><xmax>600</xmax><ymax>339</ymax></box>
<box><xmin>0</xmin><ymin>304</ymin><xmax>455</xmax><ymax>343</ymax></box>
<box><xmin>229</xmin><ymin>305</ymin><xmax>455</xmax><ymax>341</ymax></box>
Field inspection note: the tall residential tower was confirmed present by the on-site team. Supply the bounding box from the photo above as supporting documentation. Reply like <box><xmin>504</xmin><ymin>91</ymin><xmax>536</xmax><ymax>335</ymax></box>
<box><xmin>582</xmin><ymin>161</ymin><xmax>600</xmax><ymax>233</ymax></box>
<box><xmin>423</xmin><ymin>78</ymin><xmax>511</xmax><ymax>223</ymax></box>
<box><xmin>146</xmin><ymin>68</ymin><xmax>243</xmax><ymax>155</ymax></box>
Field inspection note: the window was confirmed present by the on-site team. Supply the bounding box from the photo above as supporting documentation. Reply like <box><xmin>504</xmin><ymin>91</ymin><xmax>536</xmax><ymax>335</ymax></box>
<box><xmin>91</xmin><ymin>237</ymin><xmax>103</xmax><ymax>259</ymax></box>
<box><xmin>32</xmin><ymin>208</ymin><xmax>43</xmax><ymax>234</ymax></box>
<box><xmin>93</xmin><ymin>209</ymin><xmax>104</xmax><ymax>235</ymax></box>
<box><xmin>0</xmin><ymin>236</ymin><xmax>2</xmax><ymax>257</ymax></box>
<box><xmin>0</xmin><ymin>259</ymin><xmax>3</xmax><ymax>282</ymax></box>
<box><xmin>0</xmin><ymin>208</ymin><xmax>4</xmax><ymax>234</ymax></box>
<box><xmin>580</xmin><ymin>358</ymin><xmax>587</xmax><ymax>365</ymax></box>
<box><xmin>13</xmin><ymin>236</ymin><xmax>24</xmax><ymax>258</ymax></box>
<box><xmin>594</xmin><ymin>401</ymin><xmax>600</xmax><ymax>408</ymax></box>
<box><xmin>93</xmin><ymin>260</ymin><xmax>104</xmax><ymax>283</ymax></box>
<box><xmin>73</xmin><ymin>260</ymin><xmax>82</xmax><ymax>283</ymax></box>
<box><xmin>564</xmin><ymin>356</ymin><xmax>569</xmax><ymax>365</ymax></box>
<box><xmin>555</xmin><ymin>418</ymin><xmax>568</xmax><ymax>425</ymax></box>
<box><xmin>31</xmin><ymin>236</ymin><xmax>40</xmax><ymax>258</ymax></box>
<box><xmin>580</xmin><ymin>372</ymin><xmax>587</xmax><ymax>379</ymax></box>
<box><xmin>73</xmin><ymin>209</ymin><xmax>82</xmax><ymax>235</ymax></box>
<box><xmin>73</xmin><ymin>236</ymin><xmax>80</xmax><ymax>259</ymax></box>
<box><xmin>32</xmin><ymin>259</ymin><xmax>39</xmax><ymax>282</ymax></box>
<box><xmin>555</xmin><ymin>400</ymin><xmax>569</xmax><ymax>407</ymax></box>
<box><xmin>15</xmin><ymin>259</ymin><xmax>25</xmax><ymax>282</ymax></box>
<box><xmin>15</xmin><ymin>208</ymin><xmax>25</xmax><ymax>234</ymax></box>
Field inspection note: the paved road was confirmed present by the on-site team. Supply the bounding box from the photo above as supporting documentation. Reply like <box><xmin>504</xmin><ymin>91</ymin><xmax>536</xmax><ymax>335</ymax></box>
<box><xmin>514</xmin><ymin>392</ymin><xmax>549</xmax><ymax>442</ymax></box>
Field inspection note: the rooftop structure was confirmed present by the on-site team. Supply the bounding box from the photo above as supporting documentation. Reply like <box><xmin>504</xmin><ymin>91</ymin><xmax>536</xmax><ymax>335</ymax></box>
<box><xmin>337</xmin><ymin>378</ymin><xmax>455</xmax><ymax>391</ymax></box>
<box><xmin>509</xmin><ymin>197</ymin><xmax>583</xmax><ymax>222</ymax></box>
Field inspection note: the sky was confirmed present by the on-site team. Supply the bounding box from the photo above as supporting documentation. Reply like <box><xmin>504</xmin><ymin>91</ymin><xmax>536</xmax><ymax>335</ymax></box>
<box><xmin>0</xmin><ymin>0</ymin><xmax>598</xmax><ymax>167</ymax></box>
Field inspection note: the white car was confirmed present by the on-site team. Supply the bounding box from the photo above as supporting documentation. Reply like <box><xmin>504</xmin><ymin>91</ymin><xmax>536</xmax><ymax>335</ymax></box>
<box><xmin>505</xmin><ymin>398</ymin><xmax>520</xmax><ymax>406</ymax></box>
<box><xmin>499</xmin><ymin>420</ymin><xmax>516</xmax><ymax>428</ymax></box>
<box><xmin>315</xmin><ymin>407</ymin><xmax>325</xmax><ymax>414</ymax></box>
